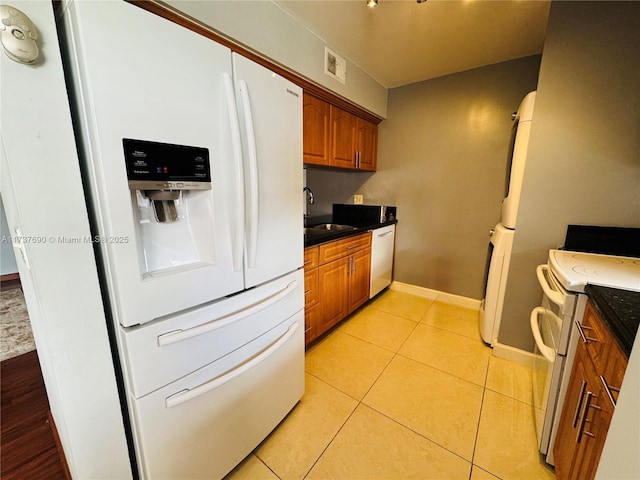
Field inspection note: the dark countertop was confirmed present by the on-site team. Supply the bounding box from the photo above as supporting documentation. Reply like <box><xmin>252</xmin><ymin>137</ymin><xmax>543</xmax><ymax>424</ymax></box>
<box><xmin>584</xmin><ymin>284</ymin><xmax>640</xmax><ymax>357</ymax></box>
<box><xmin>303</xmin><ymin>216</ymin><xmax>398</xmax><ymax>248</ymax></box>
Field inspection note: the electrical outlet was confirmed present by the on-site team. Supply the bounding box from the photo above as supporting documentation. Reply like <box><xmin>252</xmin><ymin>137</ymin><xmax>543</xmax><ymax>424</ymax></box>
<box><xmin>354</xmin><ymin>194</ymin><xmax>363</xmax><ymax>205</ymax></box>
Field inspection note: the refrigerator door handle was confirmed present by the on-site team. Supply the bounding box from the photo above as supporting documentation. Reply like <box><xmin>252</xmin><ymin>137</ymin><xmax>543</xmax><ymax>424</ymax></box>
<box><xmin>157</xmin><ymin>280</ymin><xmax>299</xmax><ymax>347</ymax></box>
<box><xmin>165</xmin><ymin>321</ymin><xmax>299</xmax><ymax>408</ymax></box>
<box><xmin>237</xmin><ymin>79</ymin><xmax>259</xmax><ymax>269</ymax></box>
<box><xmin>223</xmin><ymin>73</ymin><xmax>245</xmax><ymax>272</ymax></box>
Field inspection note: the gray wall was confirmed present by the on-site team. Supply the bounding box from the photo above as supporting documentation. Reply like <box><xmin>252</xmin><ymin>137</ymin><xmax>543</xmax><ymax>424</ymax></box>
<box><xmin>308</xmin><ymin>55</ymin><xmax>541</xmax><ymax>299</ymax></box>
<box><xmin>499</xmin><ymin>1</ymin><xmax>640</xmax><ymax>351</ymax></box>
<box><xmin>164</xmin><ymin>0</ymin><xmax>388</xmax><ymax>118</ymax></box>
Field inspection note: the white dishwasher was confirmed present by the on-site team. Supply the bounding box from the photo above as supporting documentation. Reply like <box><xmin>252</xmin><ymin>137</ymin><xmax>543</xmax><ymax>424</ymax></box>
<box><xmin>370</xmin><ymin>224</ymin><xmax>396</xmax><ymax>298</ymax></box>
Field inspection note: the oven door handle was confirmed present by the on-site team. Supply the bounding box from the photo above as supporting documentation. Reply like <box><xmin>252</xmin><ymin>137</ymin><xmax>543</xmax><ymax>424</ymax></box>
<box><xmin>530</xmin><ymin>306</ymin><xmax>556</xmax><ymax>362</ymax></box>
<box><xmin>536</xmin><ymin>264</ymin><xmax>565</xmax><ymax>308</ymax></box>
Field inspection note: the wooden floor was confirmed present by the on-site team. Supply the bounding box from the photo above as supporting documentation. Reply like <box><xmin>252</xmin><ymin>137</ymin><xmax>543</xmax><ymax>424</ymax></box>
<box><xmin>1</xmin><ymin>350</ymin><xmax>69</xmax><ymax>480</ymax></box>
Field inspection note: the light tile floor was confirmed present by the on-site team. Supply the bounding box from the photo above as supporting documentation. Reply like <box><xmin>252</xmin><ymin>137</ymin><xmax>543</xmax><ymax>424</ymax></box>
<box><xmin>226</xmin><ymin>289</ymin><xmax>556</xmax><ymax>480</ymax></box>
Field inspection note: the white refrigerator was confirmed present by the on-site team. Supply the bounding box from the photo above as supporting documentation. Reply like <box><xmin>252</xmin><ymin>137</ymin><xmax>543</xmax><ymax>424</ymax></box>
<box><xmin>58</xmin><ymin>1</ymin><xmax>304</xmax><ymax>478</ymax></box>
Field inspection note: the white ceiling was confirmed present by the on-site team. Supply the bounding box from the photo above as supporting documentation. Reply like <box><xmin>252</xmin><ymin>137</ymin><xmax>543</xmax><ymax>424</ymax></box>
<box><xmin>275</xmin><ymin>0</ymin><xmax>550</xmax><ymax>88</ymax></box>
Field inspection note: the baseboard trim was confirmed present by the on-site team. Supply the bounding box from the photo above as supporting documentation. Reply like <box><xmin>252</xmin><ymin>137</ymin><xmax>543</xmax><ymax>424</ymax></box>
<box><xmin>389</xmin><ymin>282</ymin><xmax>533</xmax><ymax>365</ymax></box>
<box><xmin>492</xmin><ymin>342</ymin><xmax>535</xmax><ymax>367</ymax></box>
<box><xmin>1</xmin><ymin>273</ymin><xmax>21</xmax><ymax>291</ymax></box>
<box><xmin>47</xmin><ymin>410</ymin><xmax>72</xmax><ymax>480</ymax></box>
<box><xmin>390</xmin><ymin>281</ymin><xmax>482</xmax><ymax>310</ymax></box>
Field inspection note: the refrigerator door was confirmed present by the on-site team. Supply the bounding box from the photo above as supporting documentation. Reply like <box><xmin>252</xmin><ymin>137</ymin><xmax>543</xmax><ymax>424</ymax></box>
<box><xmin>61</xmin><ymin>1</ymin><xmax>244</xmax><ymax>326</ymax></box>
<box><xmin>233</xmin><ymin>54</ymin><xmax>303</xmax><ymax>288</ymax></box>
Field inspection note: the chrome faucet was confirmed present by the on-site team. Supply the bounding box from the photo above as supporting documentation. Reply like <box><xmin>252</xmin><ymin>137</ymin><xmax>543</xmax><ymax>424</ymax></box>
<box><xmin>303</xmin><ymin>186</ymin><xmax>315</xmax><ymax>204</ymax></box>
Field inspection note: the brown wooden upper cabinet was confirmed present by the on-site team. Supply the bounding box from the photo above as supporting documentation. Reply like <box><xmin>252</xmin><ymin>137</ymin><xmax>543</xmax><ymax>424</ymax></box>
<box><xmin>303</xmin><ymin>92</ymin><xmax>377</xmax><ymax>171</ymax></box>
<box><xmin>302</xmin><ymin>93</ymin><xmax>330</xmax><ymax>166</ymax></box>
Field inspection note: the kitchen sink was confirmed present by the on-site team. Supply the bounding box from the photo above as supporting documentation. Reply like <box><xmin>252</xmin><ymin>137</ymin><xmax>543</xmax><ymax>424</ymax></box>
<box><xmin>309</xmin><ymin>223</ymin><xmax>356</xmax><ymax>231</ymax></box>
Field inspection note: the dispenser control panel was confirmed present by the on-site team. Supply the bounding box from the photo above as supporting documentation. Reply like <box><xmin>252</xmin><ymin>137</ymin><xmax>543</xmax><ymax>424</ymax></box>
<box><xmin>123</xmin><ymin>138</ymin><xmax>211</xmax><ymax>191</ymax></box>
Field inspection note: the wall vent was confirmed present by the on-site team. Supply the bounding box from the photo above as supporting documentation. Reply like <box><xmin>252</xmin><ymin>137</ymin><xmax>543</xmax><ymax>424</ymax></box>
<box><xmin>324</xmin><ymin>47</ymin><xmax>346</xmax><ymax>84</ymax></box>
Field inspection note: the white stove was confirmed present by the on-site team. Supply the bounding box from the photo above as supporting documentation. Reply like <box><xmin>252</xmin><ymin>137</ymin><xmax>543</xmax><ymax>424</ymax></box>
<box><xmin>548</xmin><ymin>249</ymin><xmax>640</xmax><ymax>293</ymax></box>
<box><xmin>534</xmin><ymin>248</ymin><xmax>640</xmax><ymax>466</ymax></box>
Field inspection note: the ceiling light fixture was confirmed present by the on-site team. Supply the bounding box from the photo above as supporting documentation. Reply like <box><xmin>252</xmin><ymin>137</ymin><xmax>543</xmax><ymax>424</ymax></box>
<box><xmin>366</xmin><ymin>0</ymin><xmax>378</xmax><ymax>8</ymax></box>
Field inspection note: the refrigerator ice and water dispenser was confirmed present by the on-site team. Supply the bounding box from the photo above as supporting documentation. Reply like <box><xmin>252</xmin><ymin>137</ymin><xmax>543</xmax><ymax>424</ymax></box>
<box><xmin>124</xmin><ymin>138</ymin><xmax>216</xmax><ymax>277</ymax></box>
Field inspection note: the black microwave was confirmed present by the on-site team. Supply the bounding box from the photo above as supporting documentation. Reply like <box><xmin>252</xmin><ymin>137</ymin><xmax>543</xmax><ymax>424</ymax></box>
<box><xmin>333</xmin><ymin>204</ymin><xmax>397</xmax><ymax>226</ymax></box>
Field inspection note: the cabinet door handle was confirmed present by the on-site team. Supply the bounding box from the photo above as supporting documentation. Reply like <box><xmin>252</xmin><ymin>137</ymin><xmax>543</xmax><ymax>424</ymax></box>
<box><xmin>581</xmin><ymin>430</ymin><xmax>595</xmax><ymax>439</ymax></box>
<box><xmin>346</xmin><ymin>244</ymin><xmax>359</xmax><ymax>250</ymax></box>
<box><xmin>600</xmin><ymin>375</ymin><xmax>620</xmax><ymax>408</ymax></box>
<box><xmin>576</xmin><ymin>392</ymin><xmax>601</xmax><ymax>443</ymax></box>
<box><xmin>574</xmin><ymin>319</ymin><xmax>599</xmax><ymax>344</ymax></box>
<box><xmin>576</xmin><ymin>391</ymin><xmax>593</xmax><ymax>444</ymax></box>
<box><xmin>572</xmin><ymin>380</ymin><xmax>588</xmax><ymax>428</ymax></box>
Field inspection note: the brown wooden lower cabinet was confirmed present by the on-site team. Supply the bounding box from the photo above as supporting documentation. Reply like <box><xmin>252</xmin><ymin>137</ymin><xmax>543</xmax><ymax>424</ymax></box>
<box><xmin>318</xmin><ymin>258</ymin><xmax>350</xmax><ymax>331</ymax></box>
<box><xmin>304</xmin><ymin>303</ymin><xmax>321</xmax><ymax>345</ymax></box>
<box><xmin>553</xmin><ymin>300</ymin><xmax>627</xmax><ymax>480</ymax></box>
<box><xmin>303</xmin><ymin>232</ymin><xmax>371</xmax><ymax>346</ymax></box>
<box><xmin>348</xmin><ymin>248</ymin><xmax>371</xmax><ymax>312</ymax></box>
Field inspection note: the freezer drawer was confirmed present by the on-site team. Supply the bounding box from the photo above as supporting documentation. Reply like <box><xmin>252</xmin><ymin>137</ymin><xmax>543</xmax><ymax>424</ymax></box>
<box><xmin>120</xmin><ymin>269</ymin><xmax>303</xmax><ymax>398</ymax></box>
<box><xmin>131</xmin><ymin>313</ymin><xmax>304</xmax><ymax>479</ymax></box>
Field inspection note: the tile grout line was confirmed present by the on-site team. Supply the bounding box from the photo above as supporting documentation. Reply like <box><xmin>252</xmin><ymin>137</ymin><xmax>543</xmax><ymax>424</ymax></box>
<box><xmin>300</xmin><ymin>304</ymin><xmax>426</xmax><ymax>479</ymax></box>
<box><xmin>300</xmin><ymin>404</ymin><xmax>358</xmax><ymax>480</ymax></box>
<box><xmin>255</xmin><ymin>291</ymin><xmax>538</xmax><ymax>480</ymax></box>
<box><xmin>300</xmin><ymin>292</ymin><xmax>509</xmax><ymax>479</ymax></box>
<box><xmin>363</xmin><ymin>402</ymin><xmax>476</xmax><ymax>469</ymax></box>
<box><xmin>330</xmin><ymin>298</ymin><xmax>483</xmax><ymax>472</ymax></box>
<box><xmin>253</xmin><ymin>455</ymin><xmax>282</xmax><ymax>480</ymax></box>
<box><xmin>468</xmin><ymin>352</ymin><xmax>492</xmax><ymax>479</ymax></box>
<box><xmin>360</xmin><ymin>294</ymin><xmax>496</xmax><ymax>463</ymax></box>
<box><xmin>338</xmin><ymin>320</ymin><xmax>491</xmax><ymax>389</ymax></box>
